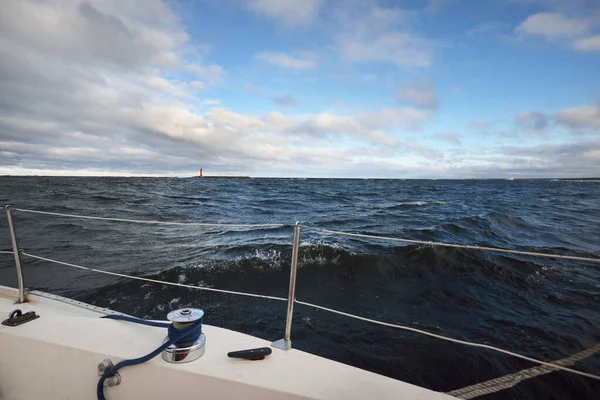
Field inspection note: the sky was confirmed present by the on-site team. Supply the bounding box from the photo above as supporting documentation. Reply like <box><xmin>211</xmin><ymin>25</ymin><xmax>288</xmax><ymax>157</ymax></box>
<box><xmin>0</xmin><ymin>0</ymin><xmax>599</xmax><ymax>178</ymax></box>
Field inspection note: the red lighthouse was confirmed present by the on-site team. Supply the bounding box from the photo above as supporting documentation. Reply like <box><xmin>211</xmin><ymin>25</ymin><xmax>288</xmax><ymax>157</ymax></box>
<box><xmin>199</xmin><ymin>168</ymin><xmax>203</xmax><ymax>177</ymax></box>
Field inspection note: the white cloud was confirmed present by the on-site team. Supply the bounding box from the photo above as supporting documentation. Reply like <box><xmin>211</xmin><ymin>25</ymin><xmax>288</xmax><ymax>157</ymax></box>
<box><xmin>243</xmin><ymin>83</ymin><xmax>262</xmax><ymax>94</ymax></box>
<box><xmin>203</xmin><ymin>107</ymin><xmax>433</xmax><ymax>146</ymax></box>
<box><xmin>0</xmin><ymin>166</ymin><xmax>165</xmax><ymax>177</ymax></box>
<box><xmin>0</xmin><ymin>0</ymin><xmax>436</xmax><ymax>179</ymax></box>
<box><xmin>425</xmin><ymin>0</ymin><xmax>458</xmax><ymax>13</ymax></box>
<box><xmin>0</xmin><ymin>0</ymin><xmax>236</xmax><ymax>174</ymax></box>
<box><xmin>434</xmin><ymin>132</ymin><xmax>460</xmax><ymax>144</ymax></box>
<box><xmin>355</xmin><ymin>108</ymin><xmax>433</xmax><ymax>132</ymax></box>
<box><xmin>199</xmin><ymin>99</ymin><xmax>220</xmax><ymax>106</ymax></box>
<box><xmin>256</xmin><ymin>51</ymin><xmax>317</xmax><ymax>69</ymax></box>
<box><xmin>247</xmin><ymin>0</ymin><xmax>322</xmax><ymax>26</ymax></box>
<box><xmin>348</xmin><ymin>5</ymin><xmax>413</xmax><ymax>35</ymax></box>
<box><xmin>556</xmin><ymin>105</ymin><xmax>600</xmax><ymax>129</ymax></box>
<box><xmin>0</xmin><ymin>0</ymin><xmax>225</xmax><ymax>87</ymax></box>
<box><xmin>271</xmin><ymin>94</ymin><xmax>300</xmax><ymax>107</ymax></box>
<box><xmin>396</xmin><ymin>81</ymin><xmax>438</xmax><ymax>108</ymax></box>
<box><xmin>467</xmin><ymin>118</ymin><xmax>491</xmax><ymax>132</ymax></box>
<box><xmin>515</xmin><ymin>10</ymin><xmax>600</xmax><ymax>53</ymax></box>
<box><xmin>511</xmin><ymin>105</ymin><xmax>600</xmax><ymax>134</ymax></box>
<box><xmin>515</xmin><ymin>13</ymin><xmax>592</xmax><ymax>40</ymax></box>
<box><xmin>189</xmin><ymin>81</ymin><xmax>205</xmax><ymax>90</ymax></box>
<box><xmin>583</xmin><ymin>149</ymin><xmax>600</xmax><ymax>161</ymax></box>
<box><xmin>335</xmin><ymin>6</ymin><xmax>434</xmax><ymax>68</ymax></box>
<box><xmin>499</xmin><ymin>140</ymin><xmax>600</xmax><ymax>177</ymax></box>
<box><xmin>508</xmin><ymin>0</ymin><xmax>595</xmax><ymax>10</ymax></box>
<box><xmin>337</xmin><ymin>32</ymin><xmax>433</xmax><ymax>68</ymax></box>
<box><xmin>0</xmin><ymin>0</ymin><xmax>187</xmax><ymax>71</ymax></box>
<box><xmin>514</xmin><ymin>111</ymin><xmax>550</xmax><ymax>135</ymax></box>
<box><xmin>573</xmin><ymin>35</ymin><xmax>600</xmax><ymax>52</ymax></box>
<box><xmin>2</xmin><ymin>0</ymin><xmax>596</xmax><ymax>178</ymax></box>
<box><xmin>467</xmin><ymin>21</ymin><xmax>510</xmax><ymax>36</ymax></box>
<box><xmin>185</xmin><ymin>63</ymin><xmax>225</xmax><ymax>85</ymax></box>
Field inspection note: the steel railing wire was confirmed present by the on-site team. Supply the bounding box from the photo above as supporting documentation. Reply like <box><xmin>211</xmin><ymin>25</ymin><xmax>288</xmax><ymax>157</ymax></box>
<box><xmin>4</xmin><ymin>205</ymin><xmax>600</xmax><ymax>391</ymax></box>
<box><xmin>9</xmin><ymin>248</ymin><xmax>600</xmax><ymax>384</ymax></box>
<box><xmin>13</xmin><ymin>208</ymin><xmax>288</xmax><ymax>228</ymax></box>
<box><xmin>303</xmin><ymin>226</ymin><xmax>600</xmax><ymax>264</ymax></box>
<box><xmin>293</xmin><ymin>299</ymin><xmax>600</xmax><ymax>381</ymax></box>
<box><xmin>19</xmin><ymin>252</ymin><xmax>287</xmax><ymax>302</ymax></box>
<box><xmin>11</xmin><ymin>206</ymin><xmax>600</xmax><ymax>264</ymax></box>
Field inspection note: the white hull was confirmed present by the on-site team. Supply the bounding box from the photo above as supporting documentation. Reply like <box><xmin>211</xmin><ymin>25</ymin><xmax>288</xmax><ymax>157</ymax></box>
<box><xmin>0</xmin><ymin>286</ymin><xmax>454</xmax><ymax>399</ymax></box>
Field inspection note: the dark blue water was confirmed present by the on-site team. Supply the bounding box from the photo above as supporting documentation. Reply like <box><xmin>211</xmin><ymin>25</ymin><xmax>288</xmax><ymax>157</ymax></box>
<box><xmin>1</xmin><ymin>177</ymin><xmax>599</xmax><ymax>399</ymax></box>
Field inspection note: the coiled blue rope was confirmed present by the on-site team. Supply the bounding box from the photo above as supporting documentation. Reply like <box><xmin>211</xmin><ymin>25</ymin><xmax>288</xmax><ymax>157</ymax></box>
<box><xmin>97</xmin><ymin>314</ymin><xmax>203</xmax><ymax>400</ymax></box>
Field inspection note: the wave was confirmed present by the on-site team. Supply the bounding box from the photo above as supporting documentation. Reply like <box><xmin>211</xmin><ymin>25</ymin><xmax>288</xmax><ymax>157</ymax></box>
<box><xmin>161</xmin><ymin>194</ymin><xmax>212</xmax><ymax>202</ymax></box>
<box><xmin>380</xmin><ymin>201</ymin><xmax>446</xmax><ymax>210</ymax></box>
<box><xmin>115</xmin><ymin>240</ymin><xmax>574</xmax><ymax>288</ymax></box>
<box><xmin>91</xmin><ymin>194</ymin><xmax>120</xmax><ymax>202</ymax></box>
<box><xmin>6</xmin><ymin>176</ymin><xmax>600</xmax><ymax>400</ymax></box>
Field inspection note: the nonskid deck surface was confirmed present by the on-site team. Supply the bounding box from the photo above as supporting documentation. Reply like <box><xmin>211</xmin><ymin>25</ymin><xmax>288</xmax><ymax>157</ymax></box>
<box><xmin>0</xmin><ymin>286</ymin><xmax>455</xmax><ymax>400</ymax></box>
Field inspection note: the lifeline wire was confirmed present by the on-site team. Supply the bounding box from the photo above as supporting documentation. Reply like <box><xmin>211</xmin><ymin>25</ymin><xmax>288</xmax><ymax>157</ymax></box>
<box><xmin>305</xmin><ymin>226</ymin><xmax>600</xmax><ymax>264</ymax></box>
<box><xmin>21</xmin><ymin>252</ymin><xmax>287</xmax><ymax>302</ymax></box>
<box><xmin>12</xmin><ymin>207</ymin><xmax>600</xmax><ymax>263</ymax></box>
<box><xmin>294</xmin><ymin>299</ymin><xmax>600</xmax><ymax>382</ymax></box>
<box><xmin>13</xmin><ymin>208</ymin><xmax>287</xmax><ymax>228</ymax></box>
<box><xmin>17</xmin><ymin>251</ymin><xmax>600</xmax><ymax>382</ymax></box>
<box><xmin>10</xmin><ymin>208</ymin><xmax>600</xmax><ymax>384</ymax></box>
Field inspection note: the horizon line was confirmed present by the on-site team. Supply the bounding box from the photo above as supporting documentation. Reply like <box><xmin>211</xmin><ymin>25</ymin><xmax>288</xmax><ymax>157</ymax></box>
<box><xmin>1</xmin><ymin>174</ymin><xmax>600</xmax><ymax>181</ymax></box>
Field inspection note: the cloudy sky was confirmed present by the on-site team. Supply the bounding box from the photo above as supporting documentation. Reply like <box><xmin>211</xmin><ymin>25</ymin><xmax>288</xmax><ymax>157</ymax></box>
<box><xmin>1</xmin><ymin>0</ymin><xmax>599</xmax><ymax>178</ymax></box>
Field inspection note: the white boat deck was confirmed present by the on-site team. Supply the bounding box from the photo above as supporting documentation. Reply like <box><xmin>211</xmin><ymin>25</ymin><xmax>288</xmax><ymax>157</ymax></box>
<box><xmin>0</xmin><ymin>286</ymin><xmax>455</xmax><ymax>399</ymax></box>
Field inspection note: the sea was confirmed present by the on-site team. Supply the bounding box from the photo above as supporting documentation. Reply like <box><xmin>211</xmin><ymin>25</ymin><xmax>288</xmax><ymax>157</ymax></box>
<box><xmin>1</xmin><ymin>176</ymin><xmax>599</xmax><ymax>399</ymax></box>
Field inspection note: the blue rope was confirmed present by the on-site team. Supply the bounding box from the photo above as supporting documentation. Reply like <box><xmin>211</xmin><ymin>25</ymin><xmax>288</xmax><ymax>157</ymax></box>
<box><xmin>101</xmin><ymin>314</ymin><xmax>171</xmax><ymax>328</ymax></box>
<box><xmin>97</xmin><ymin>315</ymin><xmax>203</xmax><ymax>400</ymax></box>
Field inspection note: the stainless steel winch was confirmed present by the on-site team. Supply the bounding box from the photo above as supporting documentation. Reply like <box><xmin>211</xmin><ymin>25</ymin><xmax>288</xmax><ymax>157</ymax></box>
<box><xmin>161</xmin><ymin>308</ymin><xmax>206</xmax><ymax>363</ymax></box>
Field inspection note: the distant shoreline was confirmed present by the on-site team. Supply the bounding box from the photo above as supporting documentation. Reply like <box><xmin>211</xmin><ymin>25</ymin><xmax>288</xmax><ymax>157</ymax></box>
<box><xmin>197</xmin><ymin>176</ymin><xmax>250</xmax><ymax>179</ymax></box>
<box><xmin>2</xmin><ymin>175</ymin><xmax>600</xmax><ymax>181</ymax></box>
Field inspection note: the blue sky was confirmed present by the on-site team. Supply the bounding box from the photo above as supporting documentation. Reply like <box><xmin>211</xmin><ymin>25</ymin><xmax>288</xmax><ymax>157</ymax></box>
<box><xmin>0</xmin><ymin>0</ymin><xmax>599</xmax><ymax>177</ymax></box>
